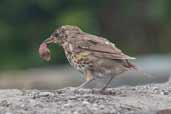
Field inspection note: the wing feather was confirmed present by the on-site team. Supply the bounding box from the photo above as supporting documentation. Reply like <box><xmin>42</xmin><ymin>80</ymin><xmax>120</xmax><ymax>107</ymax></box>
<box><xmin>72</xmin><ymin>34</ymin><xmax>135</xmax><ymax>60</ymax></box>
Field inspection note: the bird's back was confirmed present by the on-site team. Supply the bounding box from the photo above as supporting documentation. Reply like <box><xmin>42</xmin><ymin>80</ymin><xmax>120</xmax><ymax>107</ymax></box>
<box><xmin>62</xmin><ymin>32</ymin><xmax>136</xmax><ymax>76</ymax></box>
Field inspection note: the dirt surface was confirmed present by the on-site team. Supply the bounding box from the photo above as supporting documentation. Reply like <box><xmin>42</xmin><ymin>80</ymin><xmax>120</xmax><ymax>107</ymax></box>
<box><xmin>0</xmin><ymin>81</ymin><xmax>170</xmax><ymax>114</ymax></box>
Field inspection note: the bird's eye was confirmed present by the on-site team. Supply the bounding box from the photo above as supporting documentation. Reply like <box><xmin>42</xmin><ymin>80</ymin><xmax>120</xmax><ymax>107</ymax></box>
<box><xmin>53</xmin><ymin>32</ymin><xmax>58</xmax><ymax>37</ymax></box>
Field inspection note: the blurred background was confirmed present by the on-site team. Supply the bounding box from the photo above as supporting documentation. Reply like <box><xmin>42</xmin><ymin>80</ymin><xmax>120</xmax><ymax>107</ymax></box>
<box><xmin>0</xmin><ymin>0</ymin><xmax>171</xmax><ymax>89</ymax></box>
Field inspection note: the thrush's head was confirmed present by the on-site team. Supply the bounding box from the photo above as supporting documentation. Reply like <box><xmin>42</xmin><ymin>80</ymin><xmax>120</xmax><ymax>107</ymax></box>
<box><xmin>44</xmin><ymin>25</ymin><xmax>82</xmax><ymax>45</ymax></box>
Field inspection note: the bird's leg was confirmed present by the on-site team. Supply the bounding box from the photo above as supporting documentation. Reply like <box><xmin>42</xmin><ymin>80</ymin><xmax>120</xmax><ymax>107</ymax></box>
<box><xmin>77</xmin><ymin>70</ymin><xmax>94</xmax><ymax>89</ymax></box>
<box><xmin>78</xmin><ymin>79</ymin><xmax>94</xmax><ymax>89</ymax></box>
<box><xmin>100</xmin><ymin>75</ymin><xmax>113</xmax><ymax>91</ymax></box>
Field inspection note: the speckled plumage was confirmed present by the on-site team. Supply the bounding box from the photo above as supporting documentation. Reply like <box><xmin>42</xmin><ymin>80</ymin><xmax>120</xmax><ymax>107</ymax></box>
<box><xmin>44</xmin><ymin>25</ymin><xmax>137</xmax><ymax>90</ymax></box>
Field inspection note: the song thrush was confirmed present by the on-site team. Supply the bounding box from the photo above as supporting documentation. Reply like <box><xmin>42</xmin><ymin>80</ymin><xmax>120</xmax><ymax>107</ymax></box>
<box><xmin>39</xmin><ymin>25</ymin><xmax>137</xmax><ymax>90</ymax></box>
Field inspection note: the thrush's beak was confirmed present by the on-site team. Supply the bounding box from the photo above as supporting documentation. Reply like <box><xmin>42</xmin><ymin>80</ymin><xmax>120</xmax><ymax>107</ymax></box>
<box><xmin>44</xmin><ymin>37</ymin><xmax>57</xmax><ymax>44</ymax></box>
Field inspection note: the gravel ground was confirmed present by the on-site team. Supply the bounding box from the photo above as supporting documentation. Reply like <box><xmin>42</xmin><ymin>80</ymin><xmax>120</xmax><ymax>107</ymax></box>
<box><xmin>0</xmin><ymin>80</ymin><xmax>170</xmax><ymax>114</ymax></box>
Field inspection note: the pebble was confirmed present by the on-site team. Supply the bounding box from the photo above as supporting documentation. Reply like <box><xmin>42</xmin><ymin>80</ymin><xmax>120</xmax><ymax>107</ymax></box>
<box><xmin>39</xmin><ymin>92</ymin><xmax>54</xmax><ymax>97</ymax></box>
<box><xmin>82</xmin><ymin>101</ymin><xmax>90</xmax><ymax>105</ymax></box>
<box><xmin>160</xmin><ymin>90</ymin><xmax>169</xmax><ymax>95</ymax></box>
<box><xmin>5</xmin><ymin>112</ymin><xmax>13</xmax><ymax>114</ymax></box>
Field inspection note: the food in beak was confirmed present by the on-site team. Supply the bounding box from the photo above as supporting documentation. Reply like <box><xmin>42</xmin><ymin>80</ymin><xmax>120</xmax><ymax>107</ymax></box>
<box><xmin>38</xmin><ymin>43</ymin><xmax>51</xmax><ymax>61</ymax></box>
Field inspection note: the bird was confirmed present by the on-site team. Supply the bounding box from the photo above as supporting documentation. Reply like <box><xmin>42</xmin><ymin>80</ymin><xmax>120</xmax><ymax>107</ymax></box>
<box><xmin>39</xmin><ymin>25</ymin><xmax>137</xmax><ymax>91</ymax></box>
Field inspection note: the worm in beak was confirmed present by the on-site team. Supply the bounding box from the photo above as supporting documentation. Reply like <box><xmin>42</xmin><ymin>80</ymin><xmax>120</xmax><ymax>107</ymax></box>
<box><xmin>38</xmin><ymin>42</ymin><xmax>51</xmax><ymax>61</ymax></box>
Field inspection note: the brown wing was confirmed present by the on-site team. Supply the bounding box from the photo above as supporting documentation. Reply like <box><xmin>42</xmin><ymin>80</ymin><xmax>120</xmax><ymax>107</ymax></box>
<box><xmin>71</xmin><ymin>33</ymin><xmax>135</xmax><ymax>60</ymax></box>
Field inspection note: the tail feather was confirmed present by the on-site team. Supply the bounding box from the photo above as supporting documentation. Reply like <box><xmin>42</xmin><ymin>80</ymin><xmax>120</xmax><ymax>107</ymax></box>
<box><xmin>124</xmin><ymin>60</ymin><xmax>138</xmax><ymax>70</ymax></box>
<box><xmin>126</xmin><ymin>60</ymin><xmax>171</xmax><ymax>83</ymax></box>
<box><xmin>125</xmin><ymin>60</ymin><xmax>153</xmax><ymax>78</ymax></box>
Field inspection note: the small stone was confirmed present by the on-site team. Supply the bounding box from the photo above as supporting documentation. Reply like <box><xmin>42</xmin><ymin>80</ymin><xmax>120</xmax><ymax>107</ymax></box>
<box><xmin>92</xmin><ymin>103</ymin><xmax>98</xmax><ymax>107</ymax></box>
<box><xmin>160</xmin><ymin>90</ymin><xmax>169</xmax><ymax>95</ymax></box>
<box><xmin>132</xmin><ymin>88</ymin><xmax>137</xmax><ymax>91</ymax></box>
<box><xmin>0</xmin><ymin>100</ymin><xmax>9</xmax><ymax>107</ymax></box>
<box><xmin>63</xmin><ymin>103</ymin><xmax>71</xmax><ymax>107</ymax></box>
<box><xmin>39</xmin><ymin>92</ymin><xmax>54</xmax><ymax>97</ymax></box>
<box><xmin>73</xmin><ymin>111</ymin><xmax>79</xmax><ymax>114</ymax></box>
<box><xmin>152</xmin><ymin>87</ymin><xmax>159</xmax><ymax>94</ymax></box>
<box><xmin>99</xmin><ymin>105</ymin><xmax>105</xmax><ymax>109</ymax></box>
<box><xmin>82</xmin><ymin>101</ymin><xmax>89</xmax><ymax>105</ymax></box>
<box><xmin>33</xmin><ymin>92</ymin><xmax>54</xmax><ymax>98</ymax></box>
<box><xmin>5</xmin><ymin>112</ymin><xmax>13</xmax><ymax>114</ymax></box>
<box><xmin>152</xmin><ymin>87</ymin><xmax>159</xmax><ymax>91</ymax></box>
